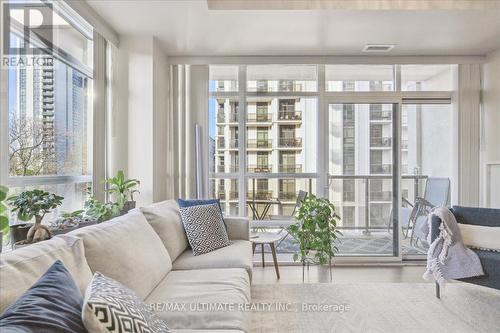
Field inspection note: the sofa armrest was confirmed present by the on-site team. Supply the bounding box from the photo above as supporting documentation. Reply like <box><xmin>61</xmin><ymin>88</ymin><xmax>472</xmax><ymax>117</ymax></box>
<box><xmin>224</xmin><ymin>217</ymin><xmax>250</xmax><ymax>241</ymax></box>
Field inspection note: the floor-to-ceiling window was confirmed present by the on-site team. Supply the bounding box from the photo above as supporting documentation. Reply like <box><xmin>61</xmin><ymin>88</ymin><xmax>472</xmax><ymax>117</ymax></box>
<box><xmin>208</xmin><ymin>63</ymin><xmax>457</xmax><ymax>261</ymax></box>
<box><xmin>2</xmin><ymin>1</ymin><xmax>94</xmax><ymax>219</ymax></box>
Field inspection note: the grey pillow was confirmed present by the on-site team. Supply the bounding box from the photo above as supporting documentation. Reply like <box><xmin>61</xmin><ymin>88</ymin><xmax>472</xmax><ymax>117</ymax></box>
<box><xmin>179</xmin><ymin>203</ymin><xmax>230</xmax><ymax>256</ymax></box>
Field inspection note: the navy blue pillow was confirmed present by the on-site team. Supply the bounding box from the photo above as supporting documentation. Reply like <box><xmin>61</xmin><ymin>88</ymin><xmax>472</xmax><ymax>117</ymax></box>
<box><xmin>0</xmin><ymin>260</ymin><xmax>86</xmax><ymax>333</ymax></box>
<box><xmin>177</xmin><ymin>198</ymin><xmax>224</xmax><ymax>214</ymax></box>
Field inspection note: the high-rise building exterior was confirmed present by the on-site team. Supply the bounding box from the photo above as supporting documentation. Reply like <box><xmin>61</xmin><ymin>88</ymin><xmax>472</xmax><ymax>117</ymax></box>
<box><xmin>209</xmin><ymin>64</ymin><xmax>456</xmax><ymax>237</ymax></box>
<box><xmin>9</xmin><ymin>59</ymin><xmax>90</xmax><ymax>177</ymax></box>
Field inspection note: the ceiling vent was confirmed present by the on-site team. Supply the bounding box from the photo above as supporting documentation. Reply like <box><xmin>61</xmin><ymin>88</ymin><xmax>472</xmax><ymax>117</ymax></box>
<box><xmin>362</xmin><ymin>44</ymin><xmax>395</xmax><ymax>53</ymax></box>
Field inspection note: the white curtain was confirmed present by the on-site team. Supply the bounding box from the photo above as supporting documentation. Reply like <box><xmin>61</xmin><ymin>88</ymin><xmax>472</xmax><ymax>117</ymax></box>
<box><xmin>169</xmin><ymin>65</ymin><xmax>209</xmax><ymax>199</ymax></box>
<box><xmin>457</xmin><ymin>63</ymin><xmax>481</xmax><ymax>206</ymax></box>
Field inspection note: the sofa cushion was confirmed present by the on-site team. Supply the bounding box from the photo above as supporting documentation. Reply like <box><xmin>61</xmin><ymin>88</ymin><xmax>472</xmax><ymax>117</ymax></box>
<box><xmin>458</xmin><ymin>224</ymin><xmax>500</xmax><ymax>252</ymax></box>
<box><xmin>68</xmin><ymin>211</ymin><xmax>172</xmax><ymax>300</ymax></box>
<box><xmin>172</xmin><ymin>240</ymin><xmax>253</xmax><ymax>279</ymax></box>
<box><xmin>460</xmin><ymin>249</ymin><xmax>500</xmax><ymax>290</ymax></box>
<box><xmin>179</xmin><ymin>203</ymin><xmax>230</xmax><ymax>256</ymax></box>
<box><xmin>140</xmin><ymin>200</ymin><xmax>189</xmax><ymax>261</ymax></box>
<box><xmin>0</xmin><ymin>236</ymin><xmax>92</xmax><ymax>313</ymax></box>
<box><xmin>0</xmin><ymin>260</ymin><xmax>86</xmax><ymax>333</ymax></box>
<box><xmin>452</xmin><ymin>206</ymin><xmax>500</xmax><ymax>227</ymax></box>
<box><xmin>82</xmin><ymin>272</ymin><xmax>170</xmax><ymax>333</ymax></box>
<box><xmin>145</xmin><ymin>268</ymin><xmax>250</xmax><ymax>331</ymax></box>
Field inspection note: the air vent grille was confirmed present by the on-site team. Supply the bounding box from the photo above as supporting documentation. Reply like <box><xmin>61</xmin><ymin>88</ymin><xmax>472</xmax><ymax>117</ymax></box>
<box><xmin>362</xmin><ymin>44</ymin><xmax>395</xmax><ymax>53</ymax></box>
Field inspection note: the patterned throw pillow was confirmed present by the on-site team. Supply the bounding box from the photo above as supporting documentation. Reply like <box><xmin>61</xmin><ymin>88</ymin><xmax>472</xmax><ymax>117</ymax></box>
<box><xmin>82</xmin><ymin>272</ymin><xmax>169</xmax><ymax>333</ymax></box>
<box><xmin>179</xmin><ymin>202</ymin><xmax>230</xmax><ymax>256</ymax></box>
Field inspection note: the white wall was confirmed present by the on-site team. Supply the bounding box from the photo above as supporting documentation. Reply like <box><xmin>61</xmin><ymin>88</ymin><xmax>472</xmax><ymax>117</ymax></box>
<box><xmin>111</xmin><ymin>36</ymin><xmax>169</xmax><ymax>206</ymax></box>
<box><xmin>481</xmin><ymin>49</ymin><xmax>500</xmax><ymax>208</ymax></box>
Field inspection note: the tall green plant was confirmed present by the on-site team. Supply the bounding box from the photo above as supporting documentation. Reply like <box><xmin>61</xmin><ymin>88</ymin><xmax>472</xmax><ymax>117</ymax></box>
<box><xmin>0</xmin><ymin>185</ymin><xmax>9</xmax><ymax>242</ymax></box>
<box><xmin>288</xmin><ymin>195</ymin><xmax>342</xmax><ymax>265</ymax></box>
<box><xmin>104</xmin><ymin>170</ymin><xmax>140</xmax><ymax>209</ymax></box>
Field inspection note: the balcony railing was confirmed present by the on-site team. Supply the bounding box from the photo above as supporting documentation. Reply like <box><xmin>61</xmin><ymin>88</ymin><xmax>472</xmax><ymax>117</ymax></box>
<box><xmin>278</xmin><ymin>164</ymin><xmax>302</xmax><ymax>173</ymax></box>
<box><xmin>217</xmin><ymin>191</ymin><xmax>226</xmax><ymax>200</ymax></box>
<box><xmin>328</xmin><ymin>174</ymin><xmax>428</xmax><ymax>234</ymax></box>
<box><xmin>247</xmin><ymin>165</ymin><xmax>273</xmax><ymax>173</ymax></box>
<box><xmin>370</xmin><ymin>137</ymin><xmax>392</xmax><ymax>148</ymax></box>
<box><xmin>228</xmin><ymin>139</ymin><xmax>238</xmax><ymax>149</ymax></box>
<box><xmin>247</xmin><ymin>139</ymin><xmax>272</xmax><ymax>149</ymax></box>
<box><xmin>217</xmin><ymin>112</ymin><xmax>238</xmax><ymax>123</ymax></box>
<box><xmin>370</xmin><ymin>191</ymin><xmax>392</xmax><ymax>201</ymax></box>
<box><xmin>278</xmin><ymin>191</ymin><xmax>297</xmax><ymax>200</ymax></box>
<box><xmin>277</xmin><ymin>111</ymin><xmax>302</xmax><ymax>121</ymax></box>
<box><xmin>278</xmin><ymin>137</ymin><xmax>302</xmax><ymax>148</ymax></box>
<box><xmin>247</xmin><ymin>113</ymin><xmax>272</xmax><ymax>122</ymax></box>
<box><xmin>370</xmin><ymin>164</ymin><xmax>392</xmax><ymax>174</ymax></box>
<box><xmin>217</xmin><ymin>139</ymin><xmax>225</xmax><ymax>149</ymax></box>
<box><xmin>247</xmin><ymin>190</ymin><xmax>273</xmax><ymax>200</ymax></box>
<box><xmin>370</xmin><ymin>110</ymin><xmax>392</xmax><ymax>121</ymax></box>
<box><xmin>369</xmin><ymin>164</ymin><xmax>409</xmax><ymax>174</ymax></box>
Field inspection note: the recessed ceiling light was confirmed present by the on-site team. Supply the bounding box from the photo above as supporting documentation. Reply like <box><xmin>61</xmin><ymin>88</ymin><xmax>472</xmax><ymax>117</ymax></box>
<box><xmin>362</xmin><ymin>44</ymin><xmax>395</xmax><ymax>53</ymax></box>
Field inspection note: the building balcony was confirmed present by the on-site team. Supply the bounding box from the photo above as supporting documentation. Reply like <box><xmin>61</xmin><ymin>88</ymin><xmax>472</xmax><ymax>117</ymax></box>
<box><xmin>228</xmin><ymin>139</ymin><xmax>238</xmax><ymax>149</ymax></box>
<box><xmin>228</xmin><ymin>191</ymin><xmax>239</xmax><ymax>200</ymax></box>
<box><xmin>217</xmin><ymin>139</ymin><xmax>225</xmax><ymax>149</ymax></box>
<box><xmin>278</xmin><ymin>191</ymin><xmax>297</xmax><ymax>201</ymax></box>
<box><xmin>370</xmin><ymin>137</ymin><xmax>392</xmax><ymax>148</ymax></box>
<box><xmin>370</xmin><ymin>110</ymin><xmax>392</xmax><ymax>121</ymax></box>
<box><xmin>217</xmin><ymin>191</ymin><xmax>226</xmax><ymax>200</ymax></box>
<box><xmin>247</xmin><ymin>139</ymin><xmax>272</xmax><ymax>149</ymax></box>
<box><xmin>401</xmin><ymin>140</ymin><xmax>409</xmax><ymax>149</ymax></box>
<box><xmin>278</xmin><ymin>137</ymin><xmax>302</xmax><ymax>148</ymax></box>
<box><xmin>247</xmin><ymin>165</ymin><xmax>272</xmax><ymax>173</ymax></box>
<box><xmin>277</xmin><ymin>111</ymin><xmax>302</xmax><ymax>121</ymax></box>
<box><xmin>370</xmin><ymin>164</ymin><xmax>392</xmax><ymax>174</ymax></box>
<box><xmin>247</xmin><ymin>190</ymin><xmax>273</xmax><ymax>200</ymax></box>
<box><xmin>247</xmin><ymin>113</ymin><xmax>272</xmax><ymax>123</ymax></box>
<box><xmin>216</xmin><ymin>165</ymin><xmax>239</xmax><ymax>173</ymax></box>
<box><xmin>370</xmin><ymin>191</ymin><xmax>392</xmax><ymax>202</ymax></box>
<box><xmin>278</xmin><ymin>164</ymin><xmax>302</xmax><ymax>173</ymax></box>
<box><xmin>217</xmin><ymin>112</ymin><xmax>238</xmax><ymax>123</ymax></box>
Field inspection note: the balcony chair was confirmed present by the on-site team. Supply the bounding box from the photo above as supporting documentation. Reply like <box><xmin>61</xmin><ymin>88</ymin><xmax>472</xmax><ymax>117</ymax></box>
<box><xmin>262</xmin><ymin>191</ymin><xmax>308</xmax><ymax>246</ymax></box>
<box><xmin>402</xmin><ymin>177</ymin><xmax>451</xmax><ymax>247</ymax></box>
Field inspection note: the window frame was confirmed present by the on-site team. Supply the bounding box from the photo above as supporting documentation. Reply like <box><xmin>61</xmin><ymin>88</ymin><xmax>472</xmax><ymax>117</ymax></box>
<box><xmin>0</xmin><ymin>1</ymin><xmax>102</xmax><ymax>206</ymax></box>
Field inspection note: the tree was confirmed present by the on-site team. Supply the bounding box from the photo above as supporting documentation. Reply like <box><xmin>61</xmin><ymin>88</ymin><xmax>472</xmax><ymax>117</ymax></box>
<box><xmin>9</xmin><ymin>117</ymin><xmax>57</xmax><ymax>176</ymax></box>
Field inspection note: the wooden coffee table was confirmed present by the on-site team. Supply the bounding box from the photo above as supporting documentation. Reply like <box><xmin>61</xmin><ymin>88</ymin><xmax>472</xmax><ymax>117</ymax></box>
<box><xmin>251</xmin><ymin>232</ymin><xmax>282</xmax><ymax>279</ymax></box>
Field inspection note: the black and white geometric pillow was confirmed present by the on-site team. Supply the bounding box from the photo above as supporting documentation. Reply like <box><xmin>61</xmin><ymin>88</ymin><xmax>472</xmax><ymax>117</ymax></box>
<box><xmin>82</xmin><ymin>272</ymin><xmax>170</xmax><ymax>333</ymax></box>
<box><xmin>179</xmin><ymin>202</ymin><xmax>230</xmax><ymax>256</ymax></box>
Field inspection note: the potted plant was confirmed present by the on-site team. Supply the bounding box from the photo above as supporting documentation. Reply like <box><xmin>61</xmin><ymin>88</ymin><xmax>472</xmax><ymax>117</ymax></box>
<box><xmin>104</xmin><ymin>170</ymin><xmax>140</xmax><ymax>215</ymax></box>
<box><xmin>7</xmin><ymin>189</ymin><xmax>63</xmax><ymax>245</ymax></box>
<box><xmin>49</xmin><ymin>210</ymin><xmax>85</xmax><ymax>235</ymax></box>
<box><xmin>0</xmin><ymin>185</ymin><xmax>9</xmax><ymax>252</ymax></box>
<box><xmin>84</xmin><ymin>188</ymin><xmax>120</xmax><ymax>223</ymax></box>
<box><xmin>288</xmin><ymin>194</ymin><xmax>342</xmax><ymax>281</ymax></box>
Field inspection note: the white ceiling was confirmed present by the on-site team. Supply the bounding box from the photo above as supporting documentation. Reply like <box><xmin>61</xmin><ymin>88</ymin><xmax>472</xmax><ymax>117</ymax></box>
<box><xmin>86</xmin><ymin>0</ymin><xmax>500</xmax><ymax>56</ymax></box>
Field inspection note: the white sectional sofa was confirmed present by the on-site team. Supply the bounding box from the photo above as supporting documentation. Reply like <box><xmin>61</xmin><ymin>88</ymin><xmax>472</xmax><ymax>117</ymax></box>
<box><xmin>0</xmin><ymin>200</ymin><xmax>253</xmax><ymax>332</ymax></box>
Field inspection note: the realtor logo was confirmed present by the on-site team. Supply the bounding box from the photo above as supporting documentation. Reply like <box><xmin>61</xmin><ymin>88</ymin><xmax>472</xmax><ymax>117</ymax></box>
<box><xmin>2</xmin><ymin>2</ymin><xmax>53</xmax><ymax>56</ymax></box>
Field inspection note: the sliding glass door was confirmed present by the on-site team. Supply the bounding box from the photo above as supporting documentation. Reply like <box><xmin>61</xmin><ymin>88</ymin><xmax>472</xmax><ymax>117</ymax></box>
<box><xmin>327</xmin><ymin>103</ymin><xmax>398</xmax><ymax>257</ymax></box>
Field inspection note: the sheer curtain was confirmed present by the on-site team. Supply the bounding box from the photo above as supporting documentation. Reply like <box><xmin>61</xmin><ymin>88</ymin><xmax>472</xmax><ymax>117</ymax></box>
<box><xmin>169</xmin><ymin>65</ymin><xmax>209</xmax><ymax>199</ymax></box>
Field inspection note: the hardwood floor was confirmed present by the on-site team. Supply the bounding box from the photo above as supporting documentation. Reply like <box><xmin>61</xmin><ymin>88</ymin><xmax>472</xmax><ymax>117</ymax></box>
<box><xmin>251</xmin><ymin>264</ymin><xmax>431</xmax><ymax>284</ymax></box>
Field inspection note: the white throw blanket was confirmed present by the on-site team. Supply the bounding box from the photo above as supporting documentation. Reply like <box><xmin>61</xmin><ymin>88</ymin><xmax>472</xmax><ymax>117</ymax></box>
<box><xmin>423</xmin><ymin>207</ymin><xmax>484</xmax><ymax>286</ymax></box>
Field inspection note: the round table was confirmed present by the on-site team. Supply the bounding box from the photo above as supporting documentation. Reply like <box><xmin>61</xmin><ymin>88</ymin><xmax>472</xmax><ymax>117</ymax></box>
<box><xmin>251</xmin><ymin>232</ymin><xmax>282</xmax><ymax>279</ymax></box>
